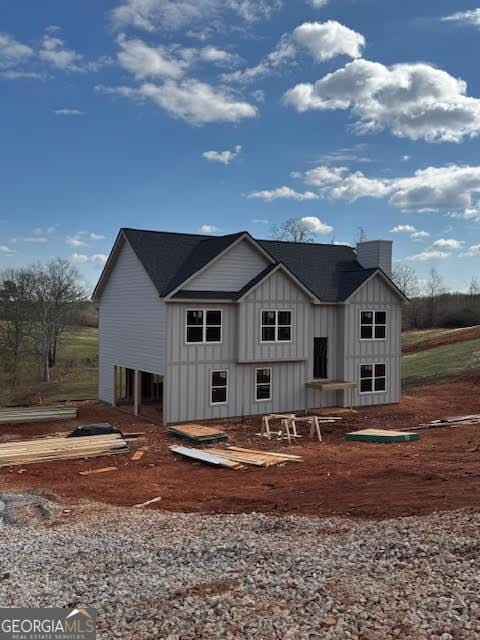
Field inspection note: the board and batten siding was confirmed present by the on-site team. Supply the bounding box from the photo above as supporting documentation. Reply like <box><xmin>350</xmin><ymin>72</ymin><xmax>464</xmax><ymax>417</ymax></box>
<box><xmin>185</xmin><ymin>239</ymin><xmax>270</xmax><ymax>292</ymax></box>
<box><xmin>98</xmin><ymin>240</ymin><xmax>166</xmax><ymax>404</ymax></box>
<box><xmin>237</xmin><ymin>270</ymin><xmax>311</xmax><ymax>363</ymax></box>
<box><xmin>343</xmin><ymin>274</ymin><xmax>402</xmax><ymax>406</ymax></box>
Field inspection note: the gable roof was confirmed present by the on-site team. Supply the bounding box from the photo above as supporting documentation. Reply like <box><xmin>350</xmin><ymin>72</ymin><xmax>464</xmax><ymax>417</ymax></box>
<box><xmin>93</xmin><ymin>228</ymin><xmax>405</xmax><ymax>303</ymax></box>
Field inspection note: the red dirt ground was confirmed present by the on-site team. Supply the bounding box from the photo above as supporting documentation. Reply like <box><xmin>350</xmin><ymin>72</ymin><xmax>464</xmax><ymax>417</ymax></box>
<box><xmin>1</xmin><ymin>375</ymin><xmax>479</xmax><ymax>520</ymax></box>
<box><xmin>403</xmin><ymin>325</ymin><xmax>480</xmax><ymax>354</ymax></box>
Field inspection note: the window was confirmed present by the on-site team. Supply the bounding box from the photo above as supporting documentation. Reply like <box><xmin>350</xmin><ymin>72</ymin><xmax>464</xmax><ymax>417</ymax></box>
<box><xmin>360</xmin><ymin>311</ymin><xmax>387</xmax><ymax>340</ymax></box>
<box><xmin>261</xmin><ymin>310</ymin><xmax>292</xmax><ymax>343</ymax></box>
<box><xmin>256</xmin><ymin>368</ymin><xmax>272</xmax><ymax>401</ymax></box>
<box><xmin>186</xmin><ymin>309</ymin><xmax>222</xmax><ymax>343</ymax></box>
<box><xmin>211</xmin><ymin>370</ymin><xmax>228</xmax><ymax>405</ymax></box>
<box><xmin>360</xmin><ymin>363</ymin><xmax>386</xmax><ymax>394</ymax></box>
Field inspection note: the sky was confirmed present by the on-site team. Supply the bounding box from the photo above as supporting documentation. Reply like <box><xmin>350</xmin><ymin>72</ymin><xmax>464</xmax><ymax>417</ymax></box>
<box><xmin>1</xmin><ymin>0</ymin><xmax>480</xmax><ymax>292</ymax></box>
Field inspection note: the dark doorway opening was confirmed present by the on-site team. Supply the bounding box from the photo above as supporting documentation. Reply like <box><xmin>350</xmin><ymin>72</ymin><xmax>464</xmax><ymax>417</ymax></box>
<box><xmin>314</xmin><ymin>338</ymin><xmax>328</xmax><ymax>379</ymax></box>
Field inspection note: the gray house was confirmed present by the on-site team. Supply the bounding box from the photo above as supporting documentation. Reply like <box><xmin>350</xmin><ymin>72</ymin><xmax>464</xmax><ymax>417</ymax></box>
<box><xmin>92</xmin><ymin>228</ymin><xmax>406</xmax><ymax>424</ymax></box>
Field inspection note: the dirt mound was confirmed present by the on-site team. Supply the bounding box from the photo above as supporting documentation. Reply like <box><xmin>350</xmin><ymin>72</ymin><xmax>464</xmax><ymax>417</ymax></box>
<box><xmin>403</xmin><ymin>326</ymin><xmax>480</xmax><ymax>354</ymax></box>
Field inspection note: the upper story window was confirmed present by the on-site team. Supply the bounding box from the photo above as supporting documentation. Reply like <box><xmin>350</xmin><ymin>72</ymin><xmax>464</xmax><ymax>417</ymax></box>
<box><xmin>261</xmin><ymin>310</ymin><xmax>292</xmax><ymax>343</ymax></box>
<box><xmin>186</xmin><ymin>309</ymin><xmax>222</xmax><ymax>344</ymax></box>
<box><xmin>360</xmin><ymin>310</ymin><xmax>387</xmax><ymax>340</ymax></box>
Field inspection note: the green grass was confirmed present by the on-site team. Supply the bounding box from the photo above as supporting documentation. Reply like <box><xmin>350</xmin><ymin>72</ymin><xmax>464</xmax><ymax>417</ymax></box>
<box><xmin>402</xmin><ymin>337</ymin><xmax>480</xmax><ymax>388</ymax></box>
<box><xmin>401</xmin><ymin>329</ymin><xmax>448</xmax><ymax>349</ymax></box>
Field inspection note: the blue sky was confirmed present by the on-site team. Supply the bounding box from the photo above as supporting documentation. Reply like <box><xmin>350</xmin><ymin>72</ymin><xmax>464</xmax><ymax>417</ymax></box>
<box><xmin>1</xmin><ymin>0</ymin><xmax>480</xmax><ymax>291</ymax></box>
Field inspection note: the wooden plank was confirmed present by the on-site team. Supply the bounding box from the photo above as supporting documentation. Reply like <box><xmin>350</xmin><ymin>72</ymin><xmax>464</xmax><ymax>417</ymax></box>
<box><xmin>205</xmin><ymin>448</ymin><xmax>272</xmax><ymax>467</ymax></box>
<box><xmin>169</xmin><ymin>445</ymin><xmax>241</xmax><ymax>469</ymax></box>
<box><xmin>79</xmin><ymin>467</ymin><xmax>117</xmax><ymax>476</ymax></box>
<box><xmin>227</xmin><ymin>446</ymin><xmax>302</xmax><ymax>461</ymax></box>
<box><xmin>130</xmin><ymin>446</ymin><xmax>148</xmax><ymax>461</ymax></box>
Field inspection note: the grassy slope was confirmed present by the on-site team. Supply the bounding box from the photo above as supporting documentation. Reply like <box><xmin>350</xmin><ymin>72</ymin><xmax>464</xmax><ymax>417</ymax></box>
<box><xmin>402</xmin><ymin>332</ymin><xmax>480</xmax><ymax>388</ymax></box>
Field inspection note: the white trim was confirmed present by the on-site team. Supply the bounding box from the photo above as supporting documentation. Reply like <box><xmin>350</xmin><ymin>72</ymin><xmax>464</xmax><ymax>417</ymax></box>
<box><xmin>185</xmin><ymin>308</ymin><xmax>223</xmax><ymax>345</ymax></box>
<box><xmin>165</xmin><ymin>233</ymin><xmax>275</xmax><ymax>299</ymax></box>
<box><xmin>210</xmin><ymin>368</ymin><xmax>228</xmax><ymax>406</ymax></box>
<box><xmin>359</xmin><ymin>362</ymin><xmax>387</xmax><ymax>395</ymax></box>
<box><xmin>359</xmin><ymin>309</ymin><xmax>387</xmax><ymax>342</ymax></box>
<box><xmin>343</xmin><ymin>270</ymin><xmax>408</xmax><ymax>303</ymax></box>
<box><xmin>260</xmin><ymin>309</ymin><xmax>293</xmax><ymax>344</ymax></box>
<box><xmin>255</xmin><ymin>367</ymin><xmax>272</xmax><ymax>402</ymax></box>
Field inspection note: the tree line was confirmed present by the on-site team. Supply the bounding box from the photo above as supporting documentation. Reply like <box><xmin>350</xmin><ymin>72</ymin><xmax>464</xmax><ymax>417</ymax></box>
<box><xmin>0</xmin><ymin>259</ymin><xmax>86</xmax><ymax>394</ymax></box>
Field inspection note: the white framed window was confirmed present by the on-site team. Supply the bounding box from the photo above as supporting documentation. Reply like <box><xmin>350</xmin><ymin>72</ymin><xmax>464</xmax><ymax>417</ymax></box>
<box><xmin>210</xmin><ymin>369</ymin><xmax>228</xmax><ymax>405</ymax></box>
<box><xmin>360</xmin><ymin>363</ymin><xmax>387</xmax><ymax>394</ymax></box>
<box><xmin>261</xmin><ymin>310</ymin><xmax>292</xmax><ymax>343</ymax></box>
<box><xmin>255</xmin><ymin>367</ymin><xmax>272</xmax><ymax>402</ymax></box>
<box><xmin>360</xmin><ymin>310</ymin><xmax>387</xmax><ymax>340</ymax></box>
<box><xmin>186</xmin><ymin>309</ymin><xmax>222</xmax><ymax>344</ymax></box>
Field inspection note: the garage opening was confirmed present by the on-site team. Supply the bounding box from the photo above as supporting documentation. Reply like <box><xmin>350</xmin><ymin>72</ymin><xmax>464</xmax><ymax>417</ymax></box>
<box><xmin>114</xmin><ymin>366</ymin><xmax>163</xmax><ymax>423</ymax></box>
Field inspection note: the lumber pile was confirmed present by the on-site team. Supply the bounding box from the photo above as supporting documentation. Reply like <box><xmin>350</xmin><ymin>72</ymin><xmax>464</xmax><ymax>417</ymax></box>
<box><xmin>0</xmin><ymin>434</ymin><xmax>129</xmax><ymax>468</ymax></box>
<box><xmin>346</xmin><ymin>429</ymin><xmax>420</xmax><ymax>444</ymax></box>
<box><xmin>0</xmin><ymin>406</ymin><xmax>77</xmax><ymax>425</ymax></box>
<box><xmin>414</xmin><ymin>415</ymin><xmax>480</xmax><ymax>430</ymax></box>
<box><xmin>169</xmin><ymin>444</ymin><xmax>302</xmax><ymax>469</ymax></box>
<box><xmin>167</xmin><ymin>424</ymin><xmax>228</xmax><ymax>444</ymax></box>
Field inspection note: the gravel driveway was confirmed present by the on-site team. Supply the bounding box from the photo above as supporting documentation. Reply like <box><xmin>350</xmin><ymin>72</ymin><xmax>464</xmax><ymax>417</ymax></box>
<box><xmin>0</xmin><ymin>500</ymin><xmax>478</xmax><ymax>640</ymax></box>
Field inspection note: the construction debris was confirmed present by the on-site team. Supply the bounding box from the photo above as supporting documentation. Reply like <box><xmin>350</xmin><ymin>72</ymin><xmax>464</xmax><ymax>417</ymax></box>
<box><xmin>0</xmin><ymin>406</ymin><xmax>77</xmax><ymax>425</ymax></box>
<box><xmin>167</xmin><ymin>424</ymin><xmax>228</xmax><ymax>444</ymax></box>
<box><xmin>0</xmin><ymin>434</ymin><xmax>129</xmax><ymax>468</ymax></box>
<box><xmin>261</xmin><ymin>413</ymin><xmax>341</xmax><ymax>443</ymax></box>
<box><xmin>134</xmin><ymin>496</ymin><xmax>162</xmax><ymax>508</ymax></box>
<box><xmin>130</xmin><ymin>446</ymin><xmax>149</xmax><ymax>461</ymax></box>
<box><xmin>79</xmin><ymin>467</ymin><xmax>117</xmax><ymax>476</ymax></box>
<box><xmin>204</xmin><ymin>446</ymin><xmax>302</xmax><ymax>467</ymax></box>
<box><xmin>413</xmin><ymin>415</ymin><xmax>480</xmax><ymax>430</ymax></box>
<box><xmin>68</xmin><ymin>423</ymin><xmax>123</xmax><ymax>438</ymax></box>
<box><xmin>169</xmin><ymin>445</ymin><xmax>242</xmax><ymax>469</ymax></box>
<box><xmin>346</xmin><ymin>429</ymin><xmax>420</xmax><ymax>444</ymax></box>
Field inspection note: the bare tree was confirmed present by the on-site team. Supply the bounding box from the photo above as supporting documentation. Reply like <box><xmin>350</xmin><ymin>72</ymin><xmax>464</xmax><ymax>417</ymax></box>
<box><xmin>469</xmin><ymin>276</ymin><xmax>480</xmax><ymax>297</ymax></box>
<box><xmin>271</xmin><ymin>217</ymin><xmax>315</xmax><ymax>243</ymax></box>
<box><xmin>391</xmin><ymin>263</ymin><xmax>420</xmax><ymax>299</ymax></box>
<box><xmin>30</xmin><ymin>259</ymin><xmax>86</xmax><ymax>382</ymax></box>
<box><xmin>355</xmin><ymin>226</ymin><xmax>368</xmax><ymax>244</ymax></box>
<box><xmin>425</xmin><ymin>267</ymin><xmax>446</xmax><ymax>327</ymax></box>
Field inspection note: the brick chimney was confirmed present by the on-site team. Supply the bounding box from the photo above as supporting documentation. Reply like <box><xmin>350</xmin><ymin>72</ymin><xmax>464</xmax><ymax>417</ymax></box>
<box><xmin>356</xmin><ymin>240</ymin><xmax>393</xmax><ymax>277</ymax></box>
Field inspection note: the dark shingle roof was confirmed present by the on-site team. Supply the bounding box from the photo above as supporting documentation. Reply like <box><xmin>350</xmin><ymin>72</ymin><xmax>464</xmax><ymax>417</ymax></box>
<box><xmin>111</xmin><ymin>228</ymin><xmax>395</xmax><ymax>303</ymax></box>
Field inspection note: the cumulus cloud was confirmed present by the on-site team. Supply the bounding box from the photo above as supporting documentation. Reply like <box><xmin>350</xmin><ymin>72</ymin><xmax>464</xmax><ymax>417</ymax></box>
<box><xmin>460</xmin><ymin>244</ymin><xmax>480</xmax><ymax>257</ymax></box>
<box><xmin>199</xmin><ymin>46</ymin><xmax>239</xmax><ymax>65</ymax></box>
<box><xmin>293</xmin><ymin>21</ymin><xmax>365</xmax><ymax>62</ymax></box>
<box><xmin>203</xmin><ymin>145</ymin><xmax>242</xmax><ymax>165</ymax></box>
<box><xmin>411</xmin><ymin>230</ymin><xmax>430</xmax><ymax>240</ymax></box>
<box><xmin>442</xmin><ymin>9</ymin><xmax>480</xmax><ymax>28</ymax></box>
<box><xmin>0</xmin><ymin>33</ymin><xmax>34</xmax><ymax>69</ymax></box>
<box><xmin>407</xmin><ymin>250</ymin><xmax>450</xmax><ymax>262</ymax></box>
<box><xmin>309</xmin><ymin>0</ymin><xmax>329</xmax><ymax>7</ymax></box>
<box><xmin>432</xmin><ymin>238</ymin><xmax>465</xmax><ymax>250</ymax></box>
<box><xmin>247</xmin><ymin>186</ymin><xmax>319</xmax><ymax>201</ymax></box>
<box><xmin>117</xmin><ymin>35</ymin><xmax>188</xmax><ymax>80</ymax></box>
<box><xmin>199</xmin><ymin>224</ymin><xmax>220</xmax><ymax>234</ymax></box>
<box><xmin>299</xmin><ymin>216</ymin><xmax>333</xmax><ymax>234</ymax></box>
<box><xmin>222</xmin><ymin>34</ymin><xmax>296</xmax><ymax>84</ymax></box>
<box><xmin>390</xmin><ymin>225</ymin><xmax>416</xmax><ymax>233</ymax></box>
<box><xmin>284</xmin><ymin>58</ymin><xmax>480</xmax><ymax>143</ymax></box>
<box><xmin>112</xmin><ymin>0</ymin><xmax>282</xmax><ymax>33</ymax></box>
<box><xmin>53</xmin><ymin>108</ymin><xmax>84</xmax><ymax>116</ymax></box>
<box><xmin>39</xmin><ymin>34</ymin><xmax>84</xmax><ymax>71</ymax></box>
<box><xmin>71</xmin><ymin>253</ymin><xmax>108</xmax><ymax>267</ymax></box>
<box><xmin>0</xmin><ymin>245</ymin><xmax>15</xmax><ymax>254</ymax></box>
<box><xmin>90</xmin><ymin>233</ymin><xmax>106</xmax><ymax>240</ymax></box>
<box><xmin>66</xmin><ymin>233</ymin><xmax>88</xmax><ymax>247</ymax></box>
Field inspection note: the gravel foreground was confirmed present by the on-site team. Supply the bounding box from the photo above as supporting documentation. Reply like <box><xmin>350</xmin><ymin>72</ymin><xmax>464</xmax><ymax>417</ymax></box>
<box><xmin>0</xmin><ymin>499</ymin><xmax>479</xmax><ymax>640</ymax></box>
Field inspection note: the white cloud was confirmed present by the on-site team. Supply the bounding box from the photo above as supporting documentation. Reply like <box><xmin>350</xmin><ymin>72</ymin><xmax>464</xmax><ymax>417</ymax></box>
<box><xmin>293</xmin><ymin>21</ymin><xmax>365</xmax><ymax>62</ymax></box>
<box><xmin>90</xmin><ymin>233</ymin><xmax>106</xmax><ymax>240</ymax></box>
<box><xmin>442</xmin><ymin>9</ymin><xmax>480</xmax><ymax>28</ymax></box>
<box><xmin>303</xmin><ymin>165</ymin><xmax>349</xmax><ymax>186</ymax></box>
<box><xmin>329</xmin><ymin>172</ymin><xmax>390</xmax><ymax>201</ymax></box>
<box><xmin>407</xmin><ymin>250</ymin><xmax>450</xmax><ymax>262</ymax></box>
<box><xmin>390</xmin><ymin>225</ymin><xmax>416</xmax><ymax>233</ymax></box>
<box><xmin>0</xmin><ymin>245</ymin><xmax>15</xmax><ymax>254</ymax></box>
<box><xmin>138</xmin><ymin>79</ymin><xmax>257</xmax><ymax>124</ymax></box>
<box><xmin>411</xmin><ymin>230</ymin><xmax>430</xmax><ymax>240</ymax></box>
<box><xmin>66</xmin><ymin>234</ymin><xmax>88</xmax><ymax>247</ymax></box>
<box><xmin>112</xmin><ymin>0</ymin><xmax>282</xmax><ymax>33</ymax></box>
<box><xmin>53</xmin><ymin>108</ymin><xmax>84</xmax><ymax>116</ymax></box>
<box><xmin>460</xmin><ymin>244</ymin><xmax>480</xmax><ymax>257</ymax></box>
<box><xmin>200</xmin><ymin>46</ymin><xmax>238</xmax><ymax>65</ymax></box>
<box><xmin>117</xmin><ymin>35</ymin><xmax>188</xmax><ymax>80</ymax></box>
<box><xmin>202</xmin><ymin>145</ymin><xmax>242</xmax><ymax>165</ymax></box>
<box><xmin>247</xmin><ymin>186</ymin><xmax>319</xmax><ymax>201</ymax></box>
<box><xmin>70</xmin><ymin>253</ymin><xmax>89</xmax><ymax>264</ymax></box>
<box><xmin>284</xmin><ymin>58</ymin><xmax>480</xmax><ymax>143</ymax></box>
<box><xmin>222</xmin><ymin>34</ymin><xmax>295</xmax><ymax>84</ymax></box>
<box><xmin>199</xmin><ymin>224</ymin><xmax>220</xmax><ymax>234</ymax></box>
<box><xmin>299</xmin><ymin>216</ymin><xmax>333</xmax><ymax>234</ymax></box>
<box><xmin>309</xmin><ymin>0</ymin><xmax>329</xmax><ymax>7</ymax></box>
<box><xmin>432</xmin><ymin>238</ymin><xmax>465</xmax><ymax>250</ymax></box>
<box><xmin>39</xmin><ymin>34</ymin><xmax>84</xmax><ymax>71</ymax></box>
<box><xmin>0</xmin><ymin>33</ymin><xmax>34</xmax><ymax>69</ymax></box>
<box><xmin>402</xmin><ymin>155</ymin><xmax>411</xmax><ymax>162</ymax></box>
<box><xmin>90</xmin><ymin>254</ymin><xmax>108</xmax><ymax>266</ymax></box>
<box><xmin>252</xmin><ymin>218</ymin><xmax>269</xmax><ymax>224</ymax></box>
<box><xmin>20</xmin><ymin>236</ymin><xmax>48</xmax><ymax>243</ymax></box>
<box><xmin>71</xmin><ymin>253</ymin><xmax>108</xmax><ymax>266</ymax></box>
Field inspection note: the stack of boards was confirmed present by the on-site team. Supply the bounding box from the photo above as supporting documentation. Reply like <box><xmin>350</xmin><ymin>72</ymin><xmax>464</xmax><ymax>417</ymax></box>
<box><xmin>346</xmin><ymin>429</ymin><xmax>420</xmax><ymax>444</ymax></box>
<box><xmin>0</xmin><ymin>433</ymin><xmax>129</xmax><ymax>468</ymax></box>
<box><xmin>167</xmin><ymin>424</ymin><xmax>228</xmax><ymax>444</ymax></box>
<box><xmin>0</xmin><ymin>406</ymin><xmax>77</xmax><ymax>425</ymax></box>
<box><xmin>169</xmin><ymin>444</ymin><xmax>301</xmax><ymax>469</ymax></box>
<box><xmin>416</xmin><ymin>414</ymin><xmax>480</xmax><ymax>430</ymax></box>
